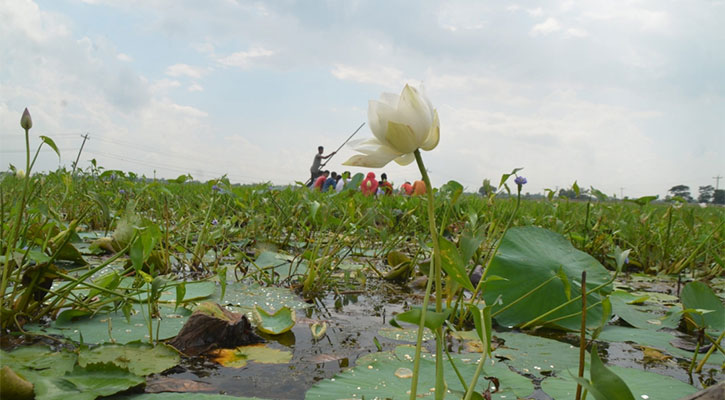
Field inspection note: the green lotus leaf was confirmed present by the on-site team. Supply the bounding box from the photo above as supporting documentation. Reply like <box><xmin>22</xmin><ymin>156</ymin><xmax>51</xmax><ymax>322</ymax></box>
<box><xmin>253</xmin><ymin>305</ymin><xmax>296</xmax><ymax>335</ymax></box>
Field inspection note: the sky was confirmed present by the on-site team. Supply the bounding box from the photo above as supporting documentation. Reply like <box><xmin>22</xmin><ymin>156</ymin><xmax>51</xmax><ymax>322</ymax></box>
<box><xmin>1</xmin><ymin>0</ymin><xmax>723</xmax><ymax>199</ymax></box>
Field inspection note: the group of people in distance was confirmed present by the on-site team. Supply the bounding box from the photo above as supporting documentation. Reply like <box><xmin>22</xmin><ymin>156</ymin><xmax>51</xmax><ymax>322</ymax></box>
<box><xmin>308</xmin><ymin>145</ymin><xmax>425</xmax><ymax>196</ymax></box>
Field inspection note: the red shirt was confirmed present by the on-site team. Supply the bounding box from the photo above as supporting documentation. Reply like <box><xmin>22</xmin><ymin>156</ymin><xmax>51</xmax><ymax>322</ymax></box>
<box><xmin>313</xmin><ymin>176</ymin><xmax>327</xmax><ymax>191</ymax></box>
<box><xmin>360</xmin><ymin>172</ymin><xmax>378</xmax><ymax>195</ymax></box>
<box><xmin>401</xmin><ymin>182</ymin><xmax>413</xmax><ymax>195</ymax></box>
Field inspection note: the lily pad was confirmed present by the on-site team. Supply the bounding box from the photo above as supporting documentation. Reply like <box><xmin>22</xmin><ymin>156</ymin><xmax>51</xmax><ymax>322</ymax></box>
<box><xmin>610</xmin><ymin>290</ymin><xmax>679</xmax><ymax>330</ymax></box>
<box><xmin>597</xmin><ymin>326</ymin><xmax>725</xmax><ymax>366</ymax></box>
<box><xmin>24</xmin><ymin>304</ymin><xmax>192</xmax><ymax>344</ymax></box>
<box><xmin>28</xmin><ymin>362</ymin><xmax>144</xmax><ymax>400</ymax></box>
<box><xmin>305</xmin><ymin>345</ymin><xmax>534</xmax><ymax>399</ymax></box>
<box><xmin>112</xmin><ymin>394</ymin><xmax>263</xmax><ymax>400</ymax></box>
<box><xmin>211</xmin><ymin>344</ymin><xmax>293</xmax><ymax>368</ymax></box>
<box><xmin>378</xmin><ymin>327</ymin><xmax>434</xmax><ymax>343</ymax></box>
<box><xmin>482</xmin><ymin>226</ymin><xmax>613</xmax><ymax>330</ymax></box>
<box><xmin>79</xmin><ymin>343</ymin><xmax>180</xmax><ymax>375</ymax></box>
<box><xmin>254</xmin><ymin>251</ymin><xmax>307</xmax><ymax>278</ymax></box>
<box><xmin>253</xmin><ymin>305</ymin><xmax>296</xmax><ymax>335</ymax></box>
<box><xmin>211</xmin><ymin>282</ymin><xmax>310</xmax><ymax>314</ymax></box>
<box><xmin>491</xmin><ymin>331</ymin><xmax>582</xmax><ymax>378</ymax></box>
<box><xmin>541</xmin><ymin>365</ymin><xmax>697</xmax><ymax>399</ymax></box>
<box><xmin>1</xmin><ymin>346</ymin><xmax>77</xmax><ymax>377</ymax></box>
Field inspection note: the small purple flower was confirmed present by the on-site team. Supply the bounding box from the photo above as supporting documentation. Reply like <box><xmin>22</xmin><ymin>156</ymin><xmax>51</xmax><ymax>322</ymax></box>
<box><xmin>514</xmin><ymin>176</ymin><xmax>527</xmax><ymax>186</ymax></box>
<box><xmin>211</xmin><ymin>219</ymin><xmax>218</xmax><ymax>226</ymax></box>
<box><xmin>119</xmin><ymin>189</ymin><xmax>126</xmax><ymax>195</ymax></box>
<box><xmin>212</xmin><ymin>184</ymin><xmax>220</xmax><ymax>192</ymax></box>
<box><xmin>624</xmin><ymin>257</ymin><xmax>629</xmax><ymax>264</ymax></box>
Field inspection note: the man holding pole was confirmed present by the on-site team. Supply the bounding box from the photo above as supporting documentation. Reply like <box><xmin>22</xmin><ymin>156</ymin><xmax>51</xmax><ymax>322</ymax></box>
<box><xmin>309</xmin><ymin>146</ymin><xmax>336</xmax><ymax>185</ymax></box>
<box><xmin>306</xmin><ymin>122</ymin><xmax>366</xmax><ymax>186</ymax></box>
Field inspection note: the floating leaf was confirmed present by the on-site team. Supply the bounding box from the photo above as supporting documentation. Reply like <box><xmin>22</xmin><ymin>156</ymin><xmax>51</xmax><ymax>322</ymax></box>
<box><xmin>32</xmin><ymin>362</ymin><xmax>144</xmax><ymax>400</ymax></box>
<box><xmin>253</xmin><ymin>305</ymin><xmax>296</xmax><ymax>335</ymax></box>
<box><xmin>598</xmin><ymin>326</ymin><xmax>724</xmax><ymax>366</ymax></box>
<box><xmin>79</xmin><ymin>343</ymin><xmax>180</xmax><ymax>376</ymax></box>
<box><xmin>542</xmin><ymin>364</ymin><xmax>696</xmax><ymax>400</ymax></box>
<box><xmin>377</xmin><ymin>327</ymin><xmax>434</xmax><ymax>343</ymax></box>
<box><xmin>310</xmin><ymin>322</ymin><xmax>328</xmax><ymax>340</ymax></box>
<box><xmin>24</xmin><ymin>304</ymin><xmax>192</xmax><ymax>344</ymax></box>
<box><xmin>306</xmin><ymin>345</ymin><xmax>533</xmax><ymax>400</ymax></box>
<box><xmin>1</xmin><ymin>346</ymin><xmax>77</xmax><ymax>377</ymax></box>
<box><xmin>211</xmin><ymin>344</ymin><xmax>292</xmax><ymax>368</ymax></box>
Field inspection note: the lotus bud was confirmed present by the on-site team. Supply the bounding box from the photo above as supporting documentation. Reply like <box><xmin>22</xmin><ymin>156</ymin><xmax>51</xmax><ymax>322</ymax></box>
<box><xmin>20</xmin><ymin>108</ymin><xmax>32</xmax><ymax>130</ymax></box>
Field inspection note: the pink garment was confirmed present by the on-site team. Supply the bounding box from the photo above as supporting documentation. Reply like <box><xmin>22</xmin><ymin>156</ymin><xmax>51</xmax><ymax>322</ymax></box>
<box><xmin>360</xmin><ymin>172</ymin><xmax>378</xmax><ymax>196</ymax></box>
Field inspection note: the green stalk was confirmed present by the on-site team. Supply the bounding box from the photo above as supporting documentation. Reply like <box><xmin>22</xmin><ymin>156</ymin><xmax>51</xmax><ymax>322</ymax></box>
<box><xmin>470</xmin><ymin>188</ymin><xmax>522</xmax><ymax>303</ymax></box>
<box><xmin>695</xmin><ymin>329</ymin><xmax>725</xmax><ymax>373</ymax></box>
<box><xmin>191</xmin><ymin>191</ymin><xmax>217</xmax><ymax>270</ymax></box>
<box><xmin>409</xmin><ymin>149</ymin><xmax>444</xmax><ymax>400</ymax></box>
<box><xmin>575</xmin><ymin>271</ymin><xmax>587</xmax><ymax>400</ymax></box>
<box><xmin>1</xmin><ymin>124</ymin><xmax>33</xmax><ymax>326</ymax></box>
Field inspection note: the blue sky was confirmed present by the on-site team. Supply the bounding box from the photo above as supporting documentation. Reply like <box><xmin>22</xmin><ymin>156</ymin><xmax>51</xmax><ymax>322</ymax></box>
<box><xmin>1</xmin><ymin>0</ymin><xmax>723</xmax><ymax>198</ymax></box>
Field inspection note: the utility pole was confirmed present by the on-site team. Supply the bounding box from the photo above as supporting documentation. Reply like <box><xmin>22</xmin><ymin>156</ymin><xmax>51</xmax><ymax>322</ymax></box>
<box><xmin>72</xmin><ymin>133</ymin><xmax>90</xmax><ymax>175</ymax></box>
<box><xmin>620</xmin><ymin>187</ymin><xmax>625</xmax><ymax>199</ymax></box>
<box><xmin>714</xmin><ymin>175</ymin><xmax>722</xmax><ymax>191</ymax></box>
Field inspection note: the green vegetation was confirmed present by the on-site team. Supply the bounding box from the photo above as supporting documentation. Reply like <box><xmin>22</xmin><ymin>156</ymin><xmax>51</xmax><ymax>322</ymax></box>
<box><xmin>1</xmin><ymin>110</ymin><xmax>723</xmax><ymax>399</ymax></box>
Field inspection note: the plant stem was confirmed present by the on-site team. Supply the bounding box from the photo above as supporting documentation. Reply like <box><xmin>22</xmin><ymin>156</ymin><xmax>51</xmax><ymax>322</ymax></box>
<box><xmin>409</xmin><ymin>149</ymin><xmax>444</xmax><ymax>400</ymax></box>
<box><xmin>575</xmin><ymin>271</ymin><xmax>587</xmax><ymax>400</ymax></box>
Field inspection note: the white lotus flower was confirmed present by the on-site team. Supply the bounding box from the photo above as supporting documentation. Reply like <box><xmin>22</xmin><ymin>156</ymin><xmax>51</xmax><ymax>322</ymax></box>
<box><xmin>343</xmin><ymin>84</ymin><xmax>439</xmax><ymax>168</ymax></box>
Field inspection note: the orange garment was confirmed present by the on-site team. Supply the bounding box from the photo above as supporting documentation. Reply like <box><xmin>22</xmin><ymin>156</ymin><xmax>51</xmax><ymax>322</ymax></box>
<box><xmin>412</xmin><ymin>180</ymin><xmax>426</xmax><ymax>195</ymax></box>
<box><xmin>400</xmin><ymin>182</ymin><xmax>413</xmax><ymax>195</ymax></box>
<box><xmin>380</xmin><ymin>181</ymin><xmax>393</xmax><ymax>195</ymax></box>
<box><xmin>360</xmin><ymin>172</ymin><xmax>378</xmax><ymax>196</ymax></box>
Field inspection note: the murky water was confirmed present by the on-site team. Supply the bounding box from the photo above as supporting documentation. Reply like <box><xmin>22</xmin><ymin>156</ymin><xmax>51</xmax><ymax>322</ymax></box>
<box><xmin>151</xmin><ymin>277</ymin><xmax>722</xmax><ymax>399</ymax></box>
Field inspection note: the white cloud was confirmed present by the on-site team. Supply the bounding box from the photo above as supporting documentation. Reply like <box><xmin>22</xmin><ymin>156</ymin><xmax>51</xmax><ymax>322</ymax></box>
<box><xmin>331</xmin><ymin>64</ymin><xmax>405</xmax><ymax>88</ymax></box>
<box><xmin>565</xmin><ymin>28</ymin><xmax>589</xmax><ymax>38</ymax></box>
<box><xmin>116</xmin><ymin>53</ymin><xmax>133</xmax><ymax>62</ymax></box>
<box><xmin>216</xmin><ymin>47</ymin><xmax>274</xmax><ymax>68</ymax></box>
<box><xmin>531</xmin><ymin>17</ymin><xmax>561</xmax><ymax>36</ymax></box>
<box><xmin>150</xmin><ymin>79</ymin><xmax>181</xmax><ymax>92</ymax></box>
<box><xmin>187</xmin><ymin>83</ymin><xmax>203</xmax><ymax>92</ymax></box>
<box><xmin>165</xmin><ymin>63</ymin><xmax>207</xmax><ymax>78</ymax></box>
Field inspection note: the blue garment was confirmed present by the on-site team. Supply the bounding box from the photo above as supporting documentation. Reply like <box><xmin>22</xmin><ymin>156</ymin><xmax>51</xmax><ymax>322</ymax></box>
<box><xmin>322</xmin><ymin>177</ymin><xmax>337</xmax><ymax>192</ymax></box>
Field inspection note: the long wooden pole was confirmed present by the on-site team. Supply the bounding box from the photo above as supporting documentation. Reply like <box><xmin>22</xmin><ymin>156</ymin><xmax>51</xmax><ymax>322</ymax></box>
<box><xmin>305</xmin><ymin>122</ymin><xmax>365</xmax><ymax>185</ymax></box>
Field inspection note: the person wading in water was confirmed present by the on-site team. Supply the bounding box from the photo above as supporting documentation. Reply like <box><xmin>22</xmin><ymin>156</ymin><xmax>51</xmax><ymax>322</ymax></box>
<box><xmin>309</xmin><ymin>146</ymin><xmax>336</xmax><ymax>186</ymax></box>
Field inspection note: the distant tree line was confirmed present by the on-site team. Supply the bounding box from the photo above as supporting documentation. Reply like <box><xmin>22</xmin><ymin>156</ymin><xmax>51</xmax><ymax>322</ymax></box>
<box><xmin>477</xmin><ymin>179</ymin><xmax>725</xmax><ymax>205</ymax></box>
<box><xmin>668</xmin><ymin>185</ymin><xmax>724</xmax><ymax>205</ymax></box>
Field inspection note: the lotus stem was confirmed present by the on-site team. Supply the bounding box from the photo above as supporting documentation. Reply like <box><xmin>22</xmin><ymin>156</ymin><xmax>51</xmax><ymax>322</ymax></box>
<box><xmin>408</xmin><ymin>149</ymin><xmax>444</xmax><ymax>400</ymax></box>
<box><xmin>575</xmin><ymin>271</ymin><xmax>587</xmax><ymax>400</ymax></box>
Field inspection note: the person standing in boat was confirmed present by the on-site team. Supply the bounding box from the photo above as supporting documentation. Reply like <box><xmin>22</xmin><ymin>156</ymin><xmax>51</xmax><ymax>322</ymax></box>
<box><xmin>309</xmin><ymin>146</ymin><xmax>336</xmax><ymax>185</ymax></box>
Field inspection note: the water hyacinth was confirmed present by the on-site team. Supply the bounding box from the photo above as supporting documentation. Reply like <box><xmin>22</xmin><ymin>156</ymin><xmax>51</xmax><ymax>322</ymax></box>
<box><xmin>343</xmin><ymin>84</ymin><xmax>439</xmax><ymax>168</ymax></box>
<box><xmin>212</xmin><ymin>184</ymin><xmax>221</xmax><ymax>192</ymax></box>
<box><xmin>515</xmin><ymin>176</ymin><xmax>527</xmax><ymax>186</ymax></box>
